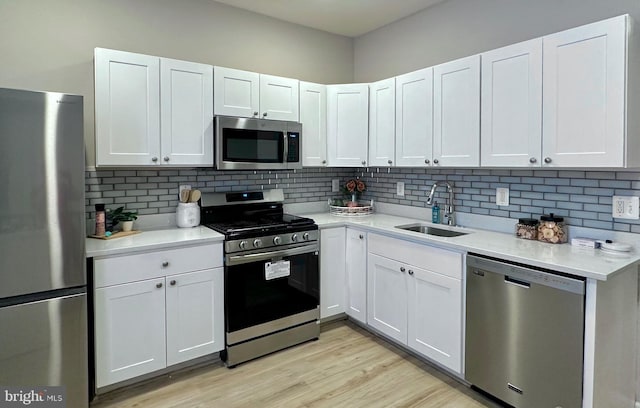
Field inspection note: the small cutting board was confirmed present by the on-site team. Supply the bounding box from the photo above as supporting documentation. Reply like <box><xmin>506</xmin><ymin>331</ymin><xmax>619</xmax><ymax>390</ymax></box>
<box><xmin>88</xmin><ymin>230</ymin><xmax>141</xmax><ymax>240</ymax></box>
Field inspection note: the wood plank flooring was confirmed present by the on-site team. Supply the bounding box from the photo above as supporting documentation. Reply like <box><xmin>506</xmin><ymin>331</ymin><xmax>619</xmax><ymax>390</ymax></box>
<box><xmin>91</xmin><ymin>320</ymin><xmax>500</xmax><ymax>408</ymax></box>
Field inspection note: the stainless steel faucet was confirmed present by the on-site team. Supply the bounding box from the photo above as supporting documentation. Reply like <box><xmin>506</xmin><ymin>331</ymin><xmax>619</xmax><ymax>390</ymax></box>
<box><xmin>426</xmin><ymin>181</ymin><xmax>455</xmax><ymax>226</ymax></box>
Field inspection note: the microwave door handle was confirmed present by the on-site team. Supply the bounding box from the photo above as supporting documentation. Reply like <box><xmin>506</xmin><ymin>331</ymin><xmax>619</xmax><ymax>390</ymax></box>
<box><xmin>226</xmin><ymin>243</ymin><xmax>318</xmax><ymax>266</ymax></box>
<box><xmin>283</xmin><ymin>131</ymin><xmax>289</xmax><ymax>163</ymax></box>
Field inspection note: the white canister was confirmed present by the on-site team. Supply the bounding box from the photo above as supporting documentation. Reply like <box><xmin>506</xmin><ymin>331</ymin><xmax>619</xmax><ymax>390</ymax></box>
<box><xmin>176</xmin><ymin>202</ymin><xmax>200</xmax><ymax>228</ymax></box>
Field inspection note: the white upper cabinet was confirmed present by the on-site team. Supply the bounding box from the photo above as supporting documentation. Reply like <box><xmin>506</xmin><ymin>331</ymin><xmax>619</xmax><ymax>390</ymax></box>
<box><xmin>542</xmin><ymin>15</ymin><xmax>628</xmax><ymax>167</ymax></box>
<box><xmin>368</xmin><ymin>78</ymin><xmax>396</xmax><ymax>166</ymax></box>
<box><xmin>160</xmin><ymin>58</ymin><xmax>214</xmax><ymax>166</ymax></box>
<box><xmin>214</xmin><ymin>67</ymin><xmax>299</xmax><ymax>121</ymax></box>
<box><xmin>95</xmin><ymin>48</ymin><xmax>213</xmax><ymax>167</ymax></box>
<box><xmin>299</xmin><ymin>81</ymin><xmax>327</xmax><ymax>166</ymax></box>
<box><xmin>213</xmin><ymin>67</ymin><xmax>259</xmax><ymax>118</ymax></box>
<box><xmin>433</xmin><ymin>55</ymin><xmax>481</xmax><ymax>167</ymax></box>
<box><xmin>395</xmin><ymin>68</ymin><xmax>434</xmax><ymax>167</ymax></box>
<box><xmin>95</xmin><ymin>48</ymin><xmax>160</xmax><ymax>166</ymax></box>
<box><xmin>327</xmin><ymin>84</ymin><xmax>369</xmax><ymax>167</ymax></box>
<box><xmin>481</xmin><ymin>39</ymin><xmax>543</xmax><ymax>167</ymax></box>
<box><xmin>259</xmin><ymin>74</ymin><xmax>299</xmax><ymax>121</ymax></box>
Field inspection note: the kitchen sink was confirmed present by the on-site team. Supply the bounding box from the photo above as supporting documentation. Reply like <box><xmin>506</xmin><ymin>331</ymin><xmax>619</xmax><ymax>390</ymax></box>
<box><xmin>395</xmin><ymin>223</ymin><xmax>470</xmax><ymax>238</ymax></box>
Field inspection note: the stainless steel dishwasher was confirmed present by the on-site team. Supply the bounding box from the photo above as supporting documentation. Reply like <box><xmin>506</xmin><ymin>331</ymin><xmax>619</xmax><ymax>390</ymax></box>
<box><xmin>465</xmin><ymin>254</ymin><xmax>585</xmax><ymax>408</ymax></box>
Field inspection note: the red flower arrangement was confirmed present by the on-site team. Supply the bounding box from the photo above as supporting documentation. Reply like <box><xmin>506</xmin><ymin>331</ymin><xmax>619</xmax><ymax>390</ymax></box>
<box><xmin>342</xmin><ymin>178</ymin><xmax>366</xmax><ymax>206</ymax></box>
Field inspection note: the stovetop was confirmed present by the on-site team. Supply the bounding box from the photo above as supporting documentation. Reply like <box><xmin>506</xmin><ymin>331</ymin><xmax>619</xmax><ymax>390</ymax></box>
<box><xmin>204</xmin><ymin>213</ymin><xmax>316</xmax><ymax>237</ymax></box>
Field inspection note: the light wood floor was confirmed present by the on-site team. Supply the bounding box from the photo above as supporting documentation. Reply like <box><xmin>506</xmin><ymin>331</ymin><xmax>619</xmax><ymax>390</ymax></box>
<box><xmin>91</xmin><ymin>320</ymin><xmax>500</xmax><ymax>408</ymax></box>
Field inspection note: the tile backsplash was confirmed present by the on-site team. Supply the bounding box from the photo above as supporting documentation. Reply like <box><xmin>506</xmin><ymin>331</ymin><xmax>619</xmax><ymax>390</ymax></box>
<box><xmin>86</xmin><ymin>167</ymin><xmax>640</xmax><ymax>234</ymax></box>
<box><xmin>85</xmin><ymin>168</ymin><xmax>353</xmax><ymax>219</ymax></box>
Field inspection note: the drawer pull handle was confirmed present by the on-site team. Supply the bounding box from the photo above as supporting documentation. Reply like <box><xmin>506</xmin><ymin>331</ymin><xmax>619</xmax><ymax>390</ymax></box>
<box><xmin>162</xmin><ymin>261</ymin><xmax>169</xmax><ymax>267</ymax></box>
<box><xmin>170</xmin><ymin>280</ymin><xmax>177</xmax><ymax>286</ymax></box>
<box><xmin>156</xmin><ymin>282</ymin><xmax>163</xmax><ymax>289</ymax></box>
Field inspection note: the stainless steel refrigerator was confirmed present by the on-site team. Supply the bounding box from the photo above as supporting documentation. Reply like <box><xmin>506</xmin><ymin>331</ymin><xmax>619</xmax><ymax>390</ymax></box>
<box><xmin>0</xmin><ymin>88</ymin><xmax>88</xmax><ymax>407</ymax></box>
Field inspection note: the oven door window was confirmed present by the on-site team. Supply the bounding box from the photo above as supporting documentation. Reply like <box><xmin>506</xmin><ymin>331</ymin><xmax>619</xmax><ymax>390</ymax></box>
<box><xmin>222</xmin><ymin>128</ymin><xmax>284</xmax><ymax>163</ymax></box>
<box><xmin>226</xmin><ymin>252</ymin><xmax>319</xmax><ymax>333</ymax></box>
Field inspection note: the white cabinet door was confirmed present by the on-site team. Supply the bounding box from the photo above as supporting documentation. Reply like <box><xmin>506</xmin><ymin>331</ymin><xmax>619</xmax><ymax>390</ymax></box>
<box><xmin>166</xmin><ymin>268</ymin><xmax>224</xmax><ymax>366</ymax></box>
<box><xmin>320</xmin><ymin>227</ymin><xmax>346</xmax><ymax>319</ymax></box>
<box><xmin>260</xmin><ymin>74</ymin><xmax>299</xmax><ymax>121</ymax></box>
<box><xmin>369</xmin><ymin>78</ymin><xmax>396</xmax><ymax>166</ymax></box>
<box><xmin>395</xmin><ymin>68</ymin><xmax>433</xmax><ymax>167</ymax></box>
<box><xmin>160</xmin><ymin>58</ymin><xmax>213</xmax><ymax>166</ymax></box>
<box><xmin>95</xmin><ymin>48</ymin><xmax>160</xmax><ymax>166</ymax></box>
<box><xmin>213</xmin><ymin>66</ymin><xmax>259</xmax><ymax>118</ymax></box>
<box><xmin>433</xmin><ymin>55</ymin><xmax>480</xmax><ymax>167</ymax></box>
<box><xmin>481</xmin><ymin>39</ymin><xmax>543</xmax><ymax>167</ymax></box>
<box><xmin>367</xmin><ymin>253</ymin><xmax>407</xmax><ymax>344</ymax></box>
<box><xmin>299</xmin><ymin>81</ymin><xmax>327</xmax><ymax>166</ymax></box>
<box><xmin>407</xmin><ymin>266</ymin><xmax>462</xmax><ymax>373</ymax></box>
<box><xmin>94</xmin><ymin>278</ymin><xmax>166</xmax><ymax>388</ymax></box>
<box><xmin>327</xmin><ymin>84</ymin><xmax>369</xmax><ymax>167</ymax></box>
<box><xmin>542</xmin><ymin>15</ymin><xmax>626</xmax><ymax>167</ymax></box>
<box><xmin>345</xmin><ymin>229</ymin><xmax>367</xmax><ymax>324</ymax></box>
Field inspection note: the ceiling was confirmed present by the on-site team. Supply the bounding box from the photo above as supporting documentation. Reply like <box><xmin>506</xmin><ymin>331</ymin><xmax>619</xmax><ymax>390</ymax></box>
<box><xmin>214</xmin><ymin>0</ymin><xmax>447</xmax><ymax>37</ymax></box>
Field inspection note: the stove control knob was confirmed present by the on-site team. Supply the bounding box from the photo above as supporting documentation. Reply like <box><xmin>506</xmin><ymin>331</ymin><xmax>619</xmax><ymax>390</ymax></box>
<box><xmin>239</xmin><ymin>241</ymin><xmax>247</xmax><ymax>250</ymax></box>
<box><xmin>291</xmin><ymin>233</ymin><xmax>298</xmax><ymax>242</ymax></box>
<box><xmin>253</xmin><ymin>239</ymin><xmax>262</xmax><ymax>248</ymax></box>
<box><xmin>303</xmin><ymin>232</ymin><xmax>310</xmax><ymax>241</ymax></box>
<box><xmin>273</xmin><ymin>236</ymin><xmax>281</xmax><ymax>245</ymax></box>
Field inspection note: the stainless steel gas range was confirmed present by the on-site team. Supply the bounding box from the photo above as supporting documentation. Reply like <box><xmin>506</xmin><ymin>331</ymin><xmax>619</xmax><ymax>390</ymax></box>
<box><xmin>201</xmin><ymin>189</ymin><xmax>319</xmax><ymax>367</ymax></box>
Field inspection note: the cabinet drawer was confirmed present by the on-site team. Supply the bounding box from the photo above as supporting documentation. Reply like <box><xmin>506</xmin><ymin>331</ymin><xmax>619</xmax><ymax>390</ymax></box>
<box><xmin>368</xmin><ymin>234</ymin><xmax>462</xmax><ymax>279</ymax></box>
<box><xmin>95</xmin><ymin>243</ymin><xmax>223</xmax><ymax>288</ymax></box>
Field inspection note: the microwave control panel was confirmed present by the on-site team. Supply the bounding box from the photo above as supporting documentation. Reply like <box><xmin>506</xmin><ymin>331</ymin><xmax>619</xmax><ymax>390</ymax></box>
<box><xmin>287</xmin><ymin>132</ymin><xmax>300</xmax><ymax>162</ymax></box>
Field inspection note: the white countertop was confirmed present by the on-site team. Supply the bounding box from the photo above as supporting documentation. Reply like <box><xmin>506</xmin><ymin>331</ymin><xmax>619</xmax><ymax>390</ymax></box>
<box><xmin>303</xmin><ymin>212</ymin><xmax>640</xmax><ymax>281</ymax></box>
<box><xmin>86</xmin><ymin>226</ymin><xmax>224</xmax><ymax>258</ymax></box>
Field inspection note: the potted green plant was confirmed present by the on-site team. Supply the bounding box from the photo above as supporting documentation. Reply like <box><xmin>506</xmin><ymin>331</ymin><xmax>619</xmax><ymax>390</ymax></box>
<box><xmin>108</xmin><ymin>206</ymin><xmax>138</xmax><ymax>232</ymax></box>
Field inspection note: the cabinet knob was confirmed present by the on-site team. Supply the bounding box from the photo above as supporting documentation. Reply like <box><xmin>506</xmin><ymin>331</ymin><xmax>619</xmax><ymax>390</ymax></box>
<box><xmin>361</xmin><ymin>161</ymin><xmax>366</xmax><ymax>165</ymax></box>
<box><xmin>170</xmin><ymin>280</ymin><xmax>176</xmax><ymax>286</ymax></box>
<box><xmin>424</xmin><ymin>159</ymin><xmax>430</xmax><ymax>164</ymax></box>
<box><xmin>529</xmin><ymin>157</ymin><xmax>537</xmax><ymax>164</ymax></box>
<box><xmin>359</xmin><ymin>234</ymin><xmax>364</xmax><ymax>239</ymax></box>
<box><xmin>152</xmin><ymin>157</ymin><xmax>158</xmax><ymax>162</ymax></box>
<box><xmin>408</xmin><ymin>270</ymin><xmax>414</xmax><ymax>276</ymax></box>
<box><xmin>544</xmin><ymin>157</ymin><xmax>552</xmax><ymax>164</ymax></box>
<box><xmin>253</xmin><ymin>111</ymin><xmax>259</xmax><ymax>117</ymax></box>
<box><xmin>162</xmin><ymin>261</ymin><xmax>169</xmax><ymax>267</ymax></box>
<box><xmin>163</xmin><ymin>156</ymin><xmax>170</xmax><ymax>162</ymax></box>
<box><xmin>387</xmin><ymin>160</ymin><xmax>392</xmax><ymax>165</ymax></box>
<box><xmin>433</xmin><ymin>159</ymin><xmax>439</xmax><ymax>164</ymax></box>
<box><xmin>156</xmin><ymin>282</ymin><xmax>163</xmax><ymax>289</ymax></box>
<box><xmin>263</xmin><ymin>112</ymin><xmax>268</xmax><ymax>117</ymax></box>
<box><xmin>400</xmin><ymin>267</ymin><xmax>406</xmax><ymax>273</ymax></box>
<box><xmin>322</xmin><ymin>160</ymin><xmax>327</xmax><ymax>165</ymax></box>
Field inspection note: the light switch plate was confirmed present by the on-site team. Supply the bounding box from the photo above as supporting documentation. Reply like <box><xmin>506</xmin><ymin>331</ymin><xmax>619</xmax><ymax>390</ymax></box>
<box><xmin>179</xmin><ymin>184</ymin><xmax>191</xmax><ymax>200</ymax></box>
<box><xmin>612</xmin><ymin>196</ymin><xmax>640</xmax><ymax>219</ymax></box>
<box><xmin>332</xmin><ymin>179</ymin><xmax>340</xmax><ymax>193</ymax></box>
<box><xmin>397</xmin><ymin>182</ymin><xmax>405</xmax><ymax>197</ymax></box>
<box><xmin>496</xmin><ymin>188</ymin><xmax>509</xmax><ymax>206</ymax></box>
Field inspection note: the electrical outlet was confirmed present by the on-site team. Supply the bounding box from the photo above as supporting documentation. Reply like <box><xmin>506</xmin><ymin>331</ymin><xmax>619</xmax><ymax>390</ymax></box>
<box><xmin>496</xmin><ymin>188</ymin><xmax>509</xmax><ymax>206</ymax></box>
<box><xmin>612</xmin><ymin>196</ymin><xmax>640</xmax><ymax>219</ymax></box>
<box><xmin>179</xmin><ymin>184</ymin><xmax>191</xmax><ymax>200</ymax></box>
<box><xmin>397</xmin><ymin>182</ymin><xmax>405</xmax><ymax>197</ymax></box>
<box><xmin>332</xmin><ymin>179</ymin><xmax>339</xmax><ymax>192</ymax></box>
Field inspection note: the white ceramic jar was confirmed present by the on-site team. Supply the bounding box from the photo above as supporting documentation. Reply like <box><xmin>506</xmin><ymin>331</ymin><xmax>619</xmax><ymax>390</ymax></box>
<box><xmin>176</xmin><ymin>202</ymin><xmax>200</xmax><ymax>228</ymax></box>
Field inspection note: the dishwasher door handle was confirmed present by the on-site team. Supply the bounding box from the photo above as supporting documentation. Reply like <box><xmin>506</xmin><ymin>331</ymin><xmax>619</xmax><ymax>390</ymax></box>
<box><xmin>505</xmin><ymin>275</ymin><xmax>531</xmax><ymax>288</ymax></box>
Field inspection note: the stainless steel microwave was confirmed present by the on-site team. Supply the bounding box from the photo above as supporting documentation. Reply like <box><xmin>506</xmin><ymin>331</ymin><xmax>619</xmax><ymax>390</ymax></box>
<box><xmin>214</xmin><ymin>116</ymin><xmax>302</xmax><ymax>170</ymax></box>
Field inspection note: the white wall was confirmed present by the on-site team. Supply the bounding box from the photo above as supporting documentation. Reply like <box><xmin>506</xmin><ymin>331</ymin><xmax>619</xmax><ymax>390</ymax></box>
<box><xmin>354</xmin><ymin>0</ymin><xmax>640</xmax><ymax>82</ymax></box>
<box><xmin>0</xmin><ymin>0</ymin><xmax>353</xmax><ymax>166</ymax></box>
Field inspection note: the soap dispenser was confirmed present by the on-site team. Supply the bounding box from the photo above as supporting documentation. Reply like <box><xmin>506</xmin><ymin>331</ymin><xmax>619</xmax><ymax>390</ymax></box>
<box><xmin>431</xmin><ymin>202</ymin><xmax>440</xmax><ymax>224</ymax></box>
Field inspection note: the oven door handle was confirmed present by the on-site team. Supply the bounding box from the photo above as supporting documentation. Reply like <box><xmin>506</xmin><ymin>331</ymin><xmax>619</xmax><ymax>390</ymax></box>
<box><xmin>226</xmin><ymin>243</ymin><xmax>318</xmax><ymax>266</ymax></box>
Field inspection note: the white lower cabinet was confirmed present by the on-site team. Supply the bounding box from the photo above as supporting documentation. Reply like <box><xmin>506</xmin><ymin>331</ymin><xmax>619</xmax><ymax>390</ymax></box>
<box><xmin>367</xmin><ymin>233</ymin><xmax>463</xmax><ymax>373</ymax></box>
<box><xmin>93</xmin><ymin>243</ymin><xmax>223</xmax><ymax>389</ymax></box>
<box><xmin>320</xmin><ymin>227</ymin><xmax>346</xmax><ymax>319</ymax></box>
<box><xmin>345</xmin><ymin>229</ymin><xmax>367</xmax><ymax>323</ymax></box>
